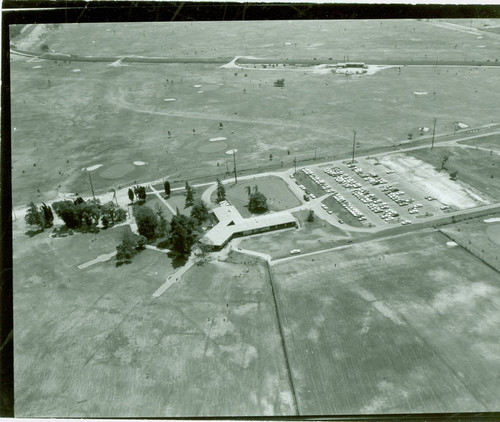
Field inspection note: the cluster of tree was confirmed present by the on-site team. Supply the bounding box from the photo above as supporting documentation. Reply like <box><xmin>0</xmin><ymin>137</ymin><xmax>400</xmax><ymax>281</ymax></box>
<box><xmin>52</xmin><ymin>197</ymin><xmax>126</xmax><ymax>232</ymax></box>
<box><xmin>128</xmin><ymin>185</ymin><xmax>147</xmax><ymax>204</ymax></box>
<box><xmin>185</xmin><ymin>182</ymin><xmax>195</xmax><ymax>208</ymax></box>
<box><xmin>164</xmin><ymin>181</ymin><xmax>171</xmax><ymax>196</ymax></box>
<box><xmin>132</xmin><ymin>199</ymin><xmax>210</xmax><ymax>258</ymax></box>
<box><xmin>116</xmin><ymin>231</ymin><xmax>146</xmax><ymax>265</ymax></box>
<box><xmin>307</xmin><ymin>210</ymin><xmax>315</xmax><ymax>222</ymax></box>
<box><xmin>216</xmin><ymin>178</ymin><xmax>226</xmax><ymax>203</ymax></box>
<box><xmin>25</xmin><ymin>202</ymin><xmax>54</xmax><ymax>230</ymax></box>
<box><xmin>274</xmin><ymin>79</ymin><xmax>285</xmax><ymax>88</ymax></box>
<box><xmin>248</xmin><ymin>191</ymin><xmax>269</xmax><ymax>214</ymax></box>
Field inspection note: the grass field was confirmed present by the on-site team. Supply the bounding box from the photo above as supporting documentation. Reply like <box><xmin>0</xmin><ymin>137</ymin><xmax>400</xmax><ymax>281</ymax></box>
<box><xmin>238</xmin><ymin>209</ymin><xmax>350</xmax><ymax>258</ymax></box>
<box><xmin>215</xmin><ymin>176</ymin><xmax>301</xmax><ymax>218</ymax></box>
<box><xmin>10</xmin><ymin>21</ymin><xmax>500</xmax><ymax>208</ymax></box>
<box><xmin>13</xmin><ymin>227</ymin><xmax>294</xmax><ymax>416</ymax></box>
<box><xmin>271</xmin><ymin>230</ymin><xmax>500</xmax><ymax>414</ymax></box>
<box><xmin>409</xmin><ymin>144</ymin><xmax>500</xmax><ymax>200</ymax></box>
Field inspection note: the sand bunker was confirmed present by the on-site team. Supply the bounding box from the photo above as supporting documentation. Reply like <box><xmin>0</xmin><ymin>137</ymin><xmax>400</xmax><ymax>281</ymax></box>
<box><xmin>32</xmin><ymin>65</ymin><xmax>42</xmax><ymax>69</ymax></box>
<box><xmin>457</xmin><ymin>122</ymin><xmax>469</xmax><ymax>129</ymax></box>
<box><xmin>133</xmin><ymin>161</ymin><xmax>146</xmax><ymax>166</ymax></box>
<box><xmin>164</xmin><ymin>98</ymin><xmax>176</xmax><ymax>102</ymax></box>
<box><xmin>73</xmin><ymin>69</ymin><xmax>81</xmax><ymax>73</ymax></box>
<box><xmin>209</xmin><ymin>137</ymin><xmax>227</xmax><ymax>142</ymax></box>
<box><xmin>86</xmin><ymin>164</ymin><xmax>103</xmax><ymax>171</ymax></box>
<box><xmin>226</xmin><ymin>149</ymin><xmax>238</xmax><ymax>155</ymax></box>
<box><xmin>197</xmin><ymin>91</ymin><xmax>204</xmax><ymax>94</ymax></box>
<box><xmin>285</xmin><ymin>42</ymin><xmax>292</xmax><ymax>46</ymax></box>
<box><xmin>414</xmin><ymin>91</ymin><xmax>428</xmax><ymax>95</ymax></box>
<box><xmin>198</xmin><ymin>142</ymin><xmax>228</xmax><ymax>153</ymax></box>
<box><xmin>100</xmin><ymin>163</ymin><xmax>135</xmax><ymax>179</ymax></box>
<box><xmin>446</xmin><ymin>241</ymin><xmax>458</xmax><ymax>247</ymax></box>
<box><xmin>484</xmin><ymin>218</ymin><xmax>500</xmax><ymax>223</ymax></box>
<box><xmin>194</xmin><ymin>84</ymin><xmax>202</xmax><ymax>88</ymax></box>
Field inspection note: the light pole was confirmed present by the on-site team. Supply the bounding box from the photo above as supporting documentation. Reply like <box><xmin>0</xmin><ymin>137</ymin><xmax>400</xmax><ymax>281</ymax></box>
<box><xmin>233</xmin><ymin>150</ymin><xmax>237</xmax><ymax>183</ymax></box>
<box><xmin>351</xmin><ymin>130</ymin><xmax>356</xmax><ymax>164</ymax></box>
<box><xmin>87</xmin><ymin>169</ymin><xmax>95</xmax><ymax>199</ymax></box>
<box><xmin>293</xmin><ymin>156</ymin><xmax>297</xmax><ymax>174</ymax></box>
<box><xmin>431</xmin><ymin>117</ymin><xmax>437</xmax><ymax>150</ymax></box>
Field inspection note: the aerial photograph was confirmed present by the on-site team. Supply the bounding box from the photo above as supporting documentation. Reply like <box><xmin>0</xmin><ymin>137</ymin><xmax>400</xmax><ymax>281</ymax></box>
<box><xmin>9</xmin><ymin>19</ymin><xmax>500</xmax><ymax>417</ymax></box>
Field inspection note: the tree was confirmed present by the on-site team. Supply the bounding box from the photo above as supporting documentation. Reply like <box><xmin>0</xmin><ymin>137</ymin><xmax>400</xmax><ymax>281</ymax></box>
<box><xmin>307</xmin><ymin>210</ymin><xmax>315</xmax><ymax>222</ymax></box>
<box><xmin>190</xmin><ymin>200</ymin><xmax>209</xmax><ymax>225</ymax></box>
<box><xmin>128</xmin><ymin>188</ymin><xmax>134</xmax><ymax>203</ymax></box>
<box><xmin>25</xmin><ymin>202</ymin><xmax>43</xmax><ymax>230</ymax></box>
<box><xmin>216</xmin><ymin>178</ymin><xmax>226</xmax><ymax>203</ymax></box>
<box><xmin>185</xmin><ymin>181</ymin><xmax>194</xmax><ymax>208</ymax></box>
<box><xmin>248</xmin><ymin>191</ymin><xmax>269</xmax><ymax>214</ymax></box>
<box><xmin>116</xmin><ymin>231</ymin><xmax>147</xmax><ymax>264</ymax></box>
<box><xmin>53</xmin><ymin>200</ymin><xmax>80</xmax><ymax>229</ymax></box>
<box><xmin>40</xmin><ymin>203</ymin><xmax>54</xmax><ymax>228</ymax></box>
<box><xmin>449</xmin><ymin>170</ymin><xmax>458</xmax><ymax>181</ymax></box>
<box><xmin>440</xmin><ymin>154</ymin><xmax>449</xmax><ymax>170</ymax></box>
<box><xmin>245</xmin><ymin>186</ymin><xmax>251</xmax><ymax>197</ymax></box>
<box><xmin>134</xmin><ymin>185</ymin><xmax>147</xmax><ymax>203</ymax></box>
<box><xmin>274</xmin><ymin>78</ymin><xmax>285</xmax><ymax>88</ymax></box>
<box><xmin>40</xmin><ymin>43</ymin><xmax>49</xmax><ymax>52</ymax></box>
<box><xmin>154</xmin><ymin>205</ymin><xmax>169</xmax><ymax>238</ymax></box>
<box><xmin>101</xmin><ymin>201</ymin><xmax>126</xmax><ymax>228</ymax></box>
<box><xmin>164</xmin><ymin>180</ymin><xmax>171</xmax><ymax>196</ymax></box>
<box><xmin>169</xmin><ymin>214</ymin><xmax>197</xmax><ymax>256</ymax></box>
<box><xmin>133</xmin><ymin>205</ymin><xmax>158</xmax><ymax>240</ymax></box>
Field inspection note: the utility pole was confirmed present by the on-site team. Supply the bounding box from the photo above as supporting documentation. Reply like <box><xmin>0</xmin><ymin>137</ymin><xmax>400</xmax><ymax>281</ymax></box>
<box><xmin>293</xmin><ymin>156</ymin><xmax>297</xmax><ymax>174</ymax></box>
<box><xmin>431</xmin><ymin>118</ymin><xmax>437</xmax><ymax>150</ymax></box>
<box><xmin>88</xmin><ymin>170</ymin><xmax>95</xmax><ymax>199</ymax></box>
<box><xmin>314</xmin><ymin>148</ymin><xmax>317</xmax><ymax>161</ymax></box>
<box><xmin>226</xmin><ymin>161</ymin><xmax>229</xmax><ymax>174</ymax></box>
<box><xmin>351</xmin><ymin>130</ymin><xmax>356</xmax><ymax>164</ymax></box>
<box><xmin>233</xmin><ymin>150</ymin><xmax>237</xmax><ymax>183</ymax></box>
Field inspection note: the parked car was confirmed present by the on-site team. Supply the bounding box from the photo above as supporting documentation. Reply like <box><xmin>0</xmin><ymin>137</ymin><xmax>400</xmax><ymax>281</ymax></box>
<box><xmin>290</xmin><ymin>249</ymin><xmax>301</xmax><ymax>254</ymax></box>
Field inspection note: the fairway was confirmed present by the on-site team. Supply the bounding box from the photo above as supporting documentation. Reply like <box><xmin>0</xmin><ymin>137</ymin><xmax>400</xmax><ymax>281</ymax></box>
<box><xmin>10</xmin><ymin>21</ymin><xmax>500</xmax><ymax>208</ymax></box>
<box><xmin>271</xmin><ymin>230</ymin><xmax>500</xmax><ymax>414</ymax></box>
<box><xmin>13</xmin><ymin>230</ymin><xmax>294</xmax><ymax>416</ymax></box>
<box><xmin>9</xmin><ymin>19</ymin><xmax>500</xmax><ymax>418</ymax></box>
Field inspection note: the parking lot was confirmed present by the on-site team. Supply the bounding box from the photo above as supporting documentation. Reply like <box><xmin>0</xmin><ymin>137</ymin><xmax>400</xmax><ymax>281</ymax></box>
<box><xmin>296</xmin><ymin>155</ymin><xmax>455</xmax><ymax>229</ymax></box>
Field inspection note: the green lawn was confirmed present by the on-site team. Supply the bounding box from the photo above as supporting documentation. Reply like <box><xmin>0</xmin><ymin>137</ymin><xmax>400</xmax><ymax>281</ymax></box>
<box><xmin>14</xmin><ymin>226</ymin><xmax>294</xmax><ymax>417</ymax></box>
<box><xmin>272</xmin><ymin>230</ymin><xmax>500</xmax><ymax>414</ymax></box>
<box><xmin>10</xmin><ymin>22</ymin><xmax>500</xmax><ymax>208</ymax></box>
<box><xmin>239</xmin><ymin>209</ymin><xmax>349</xmax><ymax>259</ymax></box>
<box><xmin>216</xmin><ymin>176</ymin><xmax>301</xmax><ymax>218</ymax></box>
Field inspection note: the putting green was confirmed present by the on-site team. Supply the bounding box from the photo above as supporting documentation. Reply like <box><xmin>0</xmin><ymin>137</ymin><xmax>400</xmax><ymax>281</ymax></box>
<box><xmin>99</xmin><ymin>163</ymin><xmax>135</xmax><ymax>179</ymax></box>
<box><xmin>197</xmin><ymin>142</ymin><xmax>228</xmax><ymax>153</ymax></box>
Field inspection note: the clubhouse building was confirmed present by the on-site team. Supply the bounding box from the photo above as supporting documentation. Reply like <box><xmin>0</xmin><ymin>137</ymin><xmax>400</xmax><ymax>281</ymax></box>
<box><xmin>201</xmin><ymin>205</ymin><xmax>297</xmax><ymax>250</ymax></box>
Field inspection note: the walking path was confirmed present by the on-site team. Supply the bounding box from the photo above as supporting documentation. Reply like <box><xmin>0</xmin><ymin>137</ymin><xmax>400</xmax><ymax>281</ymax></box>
<box><xmin>77</xmin><ymin>251</ymin><xmax>117</xmax><ymax>269</ymax></box>
<box><xmin>152</xmin><ymin>255</ymin><xmax>196</xmax><ymax>298</ymax></box>
<box><xmin>149</xmin><ymin>185</ymin><xmax>177</xmax><ymax>215</ymax></box>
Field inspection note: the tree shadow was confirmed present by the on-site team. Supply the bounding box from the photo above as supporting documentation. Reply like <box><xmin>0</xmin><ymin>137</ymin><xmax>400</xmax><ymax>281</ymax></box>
<box><xmin>168</xmin><ymin>252</ymin><xmax>187</xmax><ymax>269</ymax></box>
<box><xmin>25</xmin><ymin>228</ymin><xmax>44</xmax><ymax>237</ymax></box>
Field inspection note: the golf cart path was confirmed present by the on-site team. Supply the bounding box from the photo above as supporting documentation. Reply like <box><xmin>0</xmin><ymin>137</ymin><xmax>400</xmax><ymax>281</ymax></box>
<box><xmin>149</xmin><ymin>185</ymin><xmax>177</xmax><ymax>215</ymax></box>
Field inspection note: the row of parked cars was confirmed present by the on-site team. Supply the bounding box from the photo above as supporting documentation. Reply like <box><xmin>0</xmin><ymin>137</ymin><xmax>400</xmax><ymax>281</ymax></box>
<box><xmin>331</xmin><ymin>191</ymin><xmax>367</xmax><ymax>222</ymax></box>
<box><xmin>324</xmin><ymin>167</ymin><xmax>362</xmax><ymax>190</ymax></box>
<box><xmin>302</xmin><ymin>167</ymin><xmax>335</xmax><ymax>193</ymax></box>
<box><xmin>381</xmin><ymin>185</ymin><xmax>415</xmax><ymax>207</ymax></box>
<box><xmin>352</xmin><ymin>188</ymin><xmax>399</xmax><ymax>222</ymax></box>
<box><xmin>347</xmin><ymin>164</ymin><xmax>388</xmax><ymax>186</ymax></box>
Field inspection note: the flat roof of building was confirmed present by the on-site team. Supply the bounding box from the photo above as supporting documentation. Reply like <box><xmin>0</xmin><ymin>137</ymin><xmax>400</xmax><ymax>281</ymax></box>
<box><xmin>202</xmin><ymin>206</ymin><xmax>296</xmax><ymax>247</ymax></box>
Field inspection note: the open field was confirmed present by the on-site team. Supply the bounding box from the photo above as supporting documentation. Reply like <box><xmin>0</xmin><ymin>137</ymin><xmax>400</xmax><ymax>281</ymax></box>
<box><xmin>439</xmin><ymin>213</ymin><xmax>500</xmax><ymax>272</ymax></box>
<box><xmin>215</xmin><ymin>176</ymin><xmax>301</xmax><ymax>218</ymax></box>
<box><xmin>271</xmin><ymin>230</ymin><xmax>500</xmax><ymax>414</ymax></box>
<box><xmin>13</xmin><ymin>226</ymin><xmax>294</xmax><ymax>416</ymax></box>
<box><xmin>13</xmin><ymin>20</ymin><xmax>500</xmax><ymax>62</ymax></box>
<box><xmin>238</xmin><ymin>209</ymin><xmax>350</xmax><ymax>258</ymax></box>
<box><xmin>408</xmin><ymin>144</ymin><xmax>500</xmax><ymax>201</ymax></box>
<box><xmin>10</xmin><ymin>21</ymin><xmax>500</xmax><ymax>208</ymax></box>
